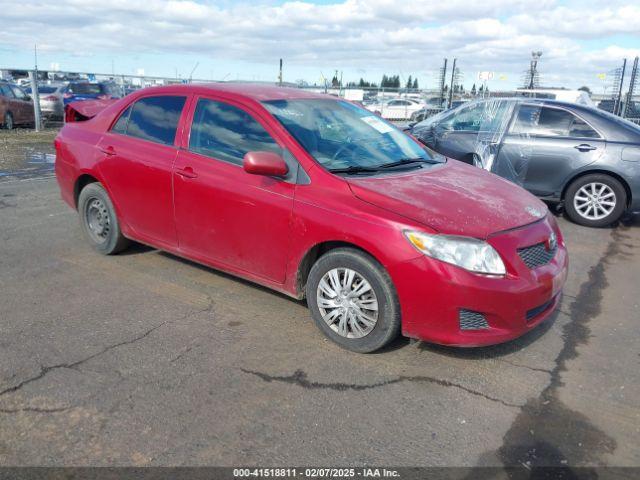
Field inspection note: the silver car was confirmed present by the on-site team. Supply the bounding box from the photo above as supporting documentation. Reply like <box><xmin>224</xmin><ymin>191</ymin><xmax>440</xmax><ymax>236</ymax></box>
<box><xmin>25</xmin><ymin>83</ymin><xmax>66</xmax><ymax>119</ymax></box>
<box><xmin>411</xmin><ymin>98</ymin><xmax>640</xmax><ymax>227</ymax></box>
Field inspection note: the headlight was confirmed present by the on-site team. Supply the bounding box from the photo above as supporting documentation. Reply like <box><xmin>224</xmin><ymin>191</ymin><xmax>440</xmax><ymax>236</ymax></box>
<box><xmin>405</xmin><ymin>231</ymin><xmax>506</xmax><ymax>275</ymax></box>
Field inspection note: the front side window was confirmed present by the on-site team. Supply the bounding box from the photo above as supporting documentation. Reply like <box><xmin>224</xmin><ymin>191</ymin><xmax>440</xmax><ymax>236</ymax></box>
<box><xmin>441</xmin><ymin>102</ymin><xmax>485</xmax><ymax>132</ymax></box>
<box><xmin>512</xmin><ymin>105</ymin><xmax>599</xmax><ymax>138</ymax></box>
<box><xmin>111</xmin><ymin>106</ymin><xmax>132</xmax><ymax>134</ymax></box>
<box><xmin>263</xmin><ymin>99</ymin><xmax>437</xmax><ymax>171</ymax></box>
<box><xmin>125</xmin><ymin>96</ymin><xmax>186</xmax><ymax>145</ymax></box>
<box><xmin>10</xmin><ymin>86</ymin><xmax>28</xmax><ymax>100</ymax></box>
<box><xmin>189</xmin><ymin>99</ymin><xmax>280</xmax><ymax>165</ymax></box>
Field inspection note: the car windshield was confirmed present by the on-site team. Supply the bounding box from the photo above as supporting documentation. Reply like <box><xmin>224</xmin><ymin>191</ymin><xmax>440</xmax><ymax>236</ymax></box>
<box><xmin>263</xmin><ymin>99</ymin><xmax>440</xmax><ymax>172</ymax></box>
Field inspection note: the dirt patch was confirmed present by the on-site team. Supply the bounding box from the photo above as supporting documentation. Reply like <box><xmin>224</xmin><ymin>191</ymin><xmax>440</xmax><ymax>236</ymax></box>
<box><xmin>0</xmin><ymin>127</ymin><xmax>59</xmax><ymax>175</ymax></box>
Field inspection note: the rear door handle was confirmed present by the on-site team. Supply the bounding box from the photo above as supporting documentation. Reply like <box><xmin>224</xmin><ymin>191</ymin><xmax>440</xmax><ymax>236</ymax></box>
<box><xmin>100</xmin><ymin>146</ymin><xmax>116</xmax><ymax>156</ymax></box>
<box><xmin>574</xmin><ymin>144</ymin><xmax>597</xmax><ymax>152</ymax></box>
<box><xmin>175</xmin><ymin>166</ymin><xmax>198</xmax><ymax>179</ymax></box>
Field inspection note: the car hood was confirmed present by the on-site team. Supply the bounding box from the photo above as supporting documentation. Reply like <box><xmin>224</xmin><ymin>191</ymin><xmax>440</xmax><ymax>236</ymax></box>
<box><xmin>347</xmin><ymin>160</ymin><xmax>548</xmax><ymax>239</ymax></box>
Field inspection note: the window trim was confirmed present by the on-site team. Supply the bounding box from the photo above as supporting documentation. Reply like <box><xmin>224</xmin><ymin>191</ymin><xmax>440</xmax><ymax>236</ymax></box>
<box><xmin>510</xmin><ymin>103</ymin><xmax>603</xmax><ymax>140</ymax></box>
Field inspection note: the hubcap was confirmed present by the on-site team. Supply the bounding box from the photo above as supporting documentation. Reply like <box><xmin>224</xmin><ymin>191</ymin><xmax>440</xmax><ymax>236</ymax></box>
<box><xmin>574</xmin><ymin>182</ymin><xmax>616</xmax><ymax>221</ymax></box>
<box><xmin>85</xmin><ymin>198</ymin><xmax>111</xmax><ymax>243</ymax></box>
<box><xmin>316</xmin><ymin>268</ymin><xmax>379</xmax><ymax>339</ymax></box>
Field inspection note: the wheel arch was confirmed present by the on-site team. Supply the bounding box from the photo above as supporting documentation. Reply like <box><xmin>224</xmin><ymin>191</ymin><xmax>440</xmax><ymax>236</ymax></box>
<box><xmin>561</xmin><ymin>169</ymin><xmax>632</xmax><ymax>208</ymax></box>
<box><xmin>73</xmin><ymin>173</ymin><xmax>101</xmax><ymax>208</ymax></box>
<box><xmin>295</xmin><ymin>240</ymin><xmax>383</xmax><ymax>299</ymax></box>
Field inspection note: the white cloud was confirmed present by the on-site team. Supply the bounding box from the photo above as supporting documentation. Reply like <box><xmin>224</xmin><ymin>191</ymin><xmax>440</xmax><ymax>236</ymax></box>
<box><xmin>0</xmin><ymin>0</ymin><xmax>638</xmax><ymax>89</ymax></box>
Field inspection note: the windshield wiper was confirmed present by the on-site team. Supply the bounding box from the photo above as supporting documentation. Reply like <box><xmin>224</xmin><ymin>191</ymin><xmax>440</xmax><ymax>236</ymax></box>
<box><xmin>328</xmin><ymin>165</ymin><xmax>381</xmax><ymax>174</ymax></box>
<box><xmin>377</xmin><ymin>158</ymin><xmax>434</xmax><ymax>169</ymax></box>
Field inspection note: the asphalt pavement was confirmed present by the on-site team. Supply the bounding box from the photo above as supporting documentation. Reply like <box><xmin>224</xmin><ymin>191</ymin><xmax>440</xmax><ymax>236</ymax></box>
<box><xmin>0</xmin><ymin>174</ymin><xmax>638</xmax><ymax>468</ymax></box>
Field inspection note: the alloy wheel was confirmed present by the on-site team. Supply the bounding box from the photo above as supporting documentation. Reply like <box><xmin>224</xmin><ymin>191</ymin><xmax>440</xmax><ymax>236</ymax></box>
<box><xmin>573</xmin><ymin>182</ymin><xmax>617</xmax><ymax>221</ymax></box>
<box><xmin>316</xmin><ymin>268</ymin><xmax>379</xmax><ymax>339</ymax></box>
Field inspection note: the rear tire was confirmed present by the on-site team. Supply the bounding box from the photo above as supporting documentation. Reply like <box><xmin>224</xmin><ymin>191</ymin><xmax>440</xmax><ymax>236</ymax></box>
<box><xmin>306</xmin><ymin>248</ymin><xmax>401</xmax><ymax>353</ymax></box>
<box><xmin>564</xmin><ymin>174</ymin><xmax>627</xmax><ymax>227</ymax></box>
<box><xmin>3</xmin><ymin>112</ymin><xmax>14</xmax><ymax>130</ymax></box>
<box><xmin>78</xmin><ymin>183</ymin><xmax>130</xmax><ymax>255</ymax></box>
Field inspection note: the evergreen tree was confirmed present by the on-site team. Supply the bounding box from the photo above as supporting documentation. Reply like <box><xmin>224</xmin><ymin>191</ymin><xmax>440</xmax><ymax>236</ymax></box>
<box><xmin>471</xmin><ymin>83</ymin><xmax>476</xmax><ymax>95</ymax></box>
<box><xmin>413</xmin><ymin>78</ymin><xmax>418</xmax><ymax>89</ymax></box>
<box><xmin>406</xmin><ymin>75</ymin><xmax>413</xmax><ymax>89</ymax></box>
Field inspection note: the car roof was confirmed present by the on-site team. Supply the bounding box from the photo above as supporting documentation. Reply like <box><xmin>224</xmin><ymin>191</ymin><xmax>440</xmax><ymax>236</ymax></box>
<box><xmin>130</xmin><ymin>83</ymin><xmax>330</xmax><ymax>102</ymax></box>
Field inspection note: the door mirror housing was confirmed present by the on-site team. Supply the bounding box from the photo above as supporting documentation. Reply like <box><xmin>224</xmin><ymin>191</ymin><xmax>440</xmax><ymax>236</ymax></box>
<box><xmin>243</xmin><ymin>151</ymin><xmax>288</xmax><ymax>177</ymax></box>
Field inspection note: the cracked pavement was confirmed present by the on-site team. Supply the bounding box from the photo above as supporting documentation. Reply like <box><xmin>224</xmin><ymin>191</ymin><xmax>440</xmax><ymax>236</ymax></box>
<box><xmin>0</xmin><ymin>176</ymin><xmax>639</xmax><ymax>467</ymax></box>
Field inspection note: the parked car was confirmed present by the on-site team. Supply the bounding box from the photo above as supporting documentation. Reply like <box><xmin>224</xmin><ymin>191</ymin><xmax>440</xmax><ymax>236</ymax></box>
<box><xmin>411</xmin><ymin>98</ymin><xmax>640</xmax><ymax>227</ymax></box>
<box><xmin>0</xmin><ymin>81</ymin><xmax>35</xmax><ymax>129</ymax></box>
<box><xmin>63</xmin><ymin>82</ymin><xmax>123</xmax><ymax>105</ymax></box>
<box><xmin>55</xmin><ymin>84</ymin><xmax>567</xmax><ymax>352</ymax></box>
<box><xmin>25</xmin><ymin>83</ymin><xmax>66</xmax><ymax>119</ymax></box>
<box><xmin>366</xmin><ymin>97</ymin><xmax>425</xmax><ymax>120</ymax></box>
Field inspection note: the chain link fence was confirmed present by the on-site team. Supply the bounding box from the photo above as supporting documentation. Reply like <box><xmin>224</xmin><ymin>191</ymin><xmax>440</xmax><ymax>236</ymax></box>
<box><xmin>2</xmin><ymin>67</ymin><xmax>639</xmax><ymax>129</ymax></box>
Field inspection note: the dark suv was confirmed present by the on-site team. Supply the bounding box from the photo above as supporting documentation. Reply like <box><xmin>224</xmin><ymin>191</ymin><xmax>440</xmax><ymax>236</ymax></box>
<box><xmin>0</xmin><ymin>81</ymin><xmax>35</xmax><ymax>129</ymax></box>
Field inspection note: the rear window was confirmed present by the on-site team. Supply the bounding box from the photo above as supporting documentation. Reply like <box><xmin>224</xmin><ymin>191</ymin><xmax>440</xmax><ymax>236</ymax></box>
<box><xmin>115</xmin><ymin>96</ymin><xmax>186</xmax><ymax>146</ymax></box>
<box><xmin>37</xmin><ymin>86</ymin><xmax>58</xmax><ymax>94</ymax></box>
<box><xmin>68</xmin><ymin>83</ymin><xmax>103</xmax><ymax>95</ymax></box>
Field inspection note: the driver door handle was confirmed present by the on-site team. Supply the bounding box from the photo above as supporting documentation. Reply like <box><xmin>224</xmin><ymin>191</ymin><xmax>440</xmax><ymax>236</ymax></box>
<box><xmin>175</xmin><ymin>166</ymin><xmax>198</xmax><ymax>179</ymax></box>
<box><xmin>574</xmin><ymin>144</ymin><xmax>597</xmax><ymax>152</ymax></box>
<box><xmin>100</xmin><ymin>145</ymin><xmax>116</xmax><ymax>156</ymax></box>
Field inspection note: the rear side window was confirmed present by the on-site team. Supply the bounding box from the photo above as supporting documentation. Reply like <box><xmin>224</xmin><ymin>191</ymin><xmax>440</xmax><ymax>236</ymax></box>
<box><xmin>111</xmin><ymin>106</ymin><xmax>132</xmax><ymax>134</ymax></box>
<box><xmin>512</xmin><ymin>106</ymin><xmax>599</xmax><ymax>138</ymax></box>
<box><xmin>189</xmin><ymin>99</ymin><xmax>280</xmax><ymax>165</ymax></box>
<box><xmin>10</xmin><ymin>86</ymin><xmax>29</xmax><ymax>100</ymax></box>
<box><xmin>122</xmin><ymin>96</ymin><xmax>186</xmax><ymax>146</ymax></box>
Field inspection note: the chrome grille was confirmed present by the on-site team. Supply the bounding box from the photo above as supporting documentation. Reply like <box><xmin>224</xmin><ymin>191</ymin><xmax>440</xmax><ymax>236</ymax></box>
<box><xmin>459</xmin><ymin>309</ymin><xmax>489</xmax><ymax>330</ymax></box>
<box><xmin>518</xmin><ymin>242</ymin><xmax>557</xmax><ymax>269</ymax></box>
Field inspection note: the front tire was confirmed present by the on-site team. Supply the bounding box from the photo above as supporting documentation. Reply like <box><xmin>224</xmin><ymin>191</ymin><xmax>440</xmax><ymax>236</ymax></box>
<box><xmin>78</xmin><ymin>183</ymin><xmax>130</xmax><ymax>254</ymax></box>
<box><xmin>3</xmin><ymin>112</ymin><xmax>14</xmax><ymax>130</ymax></box>
<box><xmin>306</xmin><ymin>248</ymin><xmax>401</xmax><ymax>353</ymax></box>
<box><xmin>564</xmin><ymin>174</ymin><xmax>627</xmax><ymax>227</ymax></box>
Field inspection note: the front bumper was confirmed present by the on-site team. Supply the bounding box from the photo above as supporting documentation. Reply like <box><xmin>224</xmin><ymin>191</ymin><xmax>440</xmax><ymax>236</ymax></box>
<box><xmin>391</xmin><ymin>216</ymin><xmax>568</xmax><ymax>346</ymax></box>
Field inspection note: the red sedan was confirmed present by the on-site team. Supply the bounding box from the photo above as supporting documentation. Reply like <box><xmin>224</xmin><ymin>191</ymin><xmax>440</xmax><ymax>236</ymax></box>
<box><xmin>55</xmin><ymin>84</ymin><xmax>568</xmax><ymax>353</ymax></box>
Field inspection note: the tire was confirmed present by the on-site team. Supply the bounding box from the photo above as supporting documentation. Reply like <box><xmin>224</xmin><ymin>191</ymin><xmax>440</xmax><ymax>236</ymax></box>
<box><xmin>564</xmin><ymin>174</ymin><xmax>627</xmax><ymax>227</ymax></box>
<box><xmin>306</xmin><ymin>248</ymin><xmax>401</xmax><ymax>353</ymax></box>
<box><xmin>78</xmin><ymin>182</ymin><xmax>130</xmax><ymax>254</ymax></box>
<box><xmin>4</xmin><ymin>112</ymin><xmax>14</xmax><ymax>130</ymax></box>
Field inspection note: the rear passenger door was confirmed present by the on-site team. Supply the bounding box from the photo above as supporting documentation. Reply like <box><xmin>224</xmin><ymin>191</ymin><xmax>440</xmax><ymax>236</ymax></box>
<box><xmin>173</xmin><ymin>96</ymin><xmax>296</xmax><ymax>283</ymax></box>
<box><xmin>96</xmin><ymin>95</ymin><xmax>188</xmax><ymax>247</ymax></box>
<box><xmin>497</xmin><ymin>104</ymin><xmax>605</xmax><ymax>196</ymax></box>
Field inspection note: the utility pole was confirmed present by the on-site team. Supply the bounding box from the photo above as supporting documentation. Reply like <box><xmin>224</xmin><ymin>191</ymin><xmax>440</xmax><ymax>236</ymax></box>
<box><xmin>439</xmin><ymin>58</ymin><xmax>448</xmax><ymax>107</ymax></box>
<box><xmin>623</xmin><ymin>57</ymin><xmax>637</xmax><ymax>119</ymax></box>
<box><xmin>614</xmin><ymin>58</ymin><xmax>627</xmax><ymax>116</ymax></box>
<box><xmin>31</xmin><ymin>44</ymin><xmax>42</xmax><ymax>132</ymax></box>
<box><xmin>278</xmin><ymin>59</ymin><xmax>283</xmax><ymax>86</ymax></box>
<box><xmin>448</xmin><ymin>58</ymin><xmax>456</xmax><ymax>109</ymax></box>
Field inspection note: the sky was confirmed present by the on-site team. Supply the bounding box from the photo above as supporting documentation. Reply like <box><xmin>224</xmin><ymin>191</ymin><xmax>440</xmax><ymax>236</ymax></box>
<box><xmin>1</xmin><ymin>0</ymin><xmax>639</xmax><ymax>92</ymax></box>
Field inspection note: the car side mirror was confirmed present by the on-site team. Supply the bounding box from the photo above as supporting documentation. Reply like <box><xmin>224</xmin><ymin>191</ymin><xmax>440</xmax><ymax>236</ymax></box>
<box><xmin>243</xmin><ymin>151</ymin><xmax>288</xmax><ymax>177</ymax></box>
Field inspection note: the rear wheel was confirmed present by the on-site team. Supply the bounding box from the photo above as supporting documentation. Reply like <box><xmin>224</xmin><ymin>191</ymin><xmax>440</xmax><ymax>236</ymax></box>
<box><xmin>564</xmin><ymin>174</ymin><xmax>627</xmax><ymax>227</ymax></box>
<box><xmin>3</xmin><ymin>112</ymin><xmax>14</xmax><ymax>130</ymax></box>
<box><xmin>78</xmin><ymin>183</ymin><xmax>130</xmax><ymax>254</ymax></box>
<box><xmin>306</xmin><ymin>248</ymin><xmax>400</xmax><ymax>353</ymax></box>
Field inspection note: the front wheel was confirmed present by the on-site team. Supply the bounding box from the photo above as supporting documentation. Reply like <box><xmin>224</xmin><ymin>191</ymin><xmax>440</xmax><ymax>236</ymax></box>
<box><xmin>564</xmin><ymin>174</ymin><xmax>627</xmax><ymax>227</ymax></box>
<box><xmin>306</xmin><ymin>248</ymin><xmax>401</xmax><ymax>353</ymax></box>
<box><xmin>3</xmin><ymin>112</ymin><xmax>14</xmax><ymax>130</ymax></box>
<box><xmin>78</xmin><ymin>182</ymin><xmax>130</xmax><ymax>254</ymax></box>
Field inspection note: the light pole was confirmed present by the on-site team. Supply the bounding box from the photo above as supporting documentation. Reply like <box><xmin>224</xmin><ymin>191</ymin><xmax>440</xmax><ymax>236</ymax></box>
<box><xmin>528</xmin><ymin>51</ymin><xmax>542</xmax><ymax>90</ymax></box>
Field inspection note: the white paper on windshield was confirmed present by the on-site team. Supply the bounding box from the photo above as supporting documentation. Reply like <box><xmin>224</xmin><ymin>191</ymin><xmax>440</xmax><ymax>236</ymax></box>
<box><xmin>361</xmin><ymin>115</ymin><xmax>394</xmax><ymax>134</ymax></box>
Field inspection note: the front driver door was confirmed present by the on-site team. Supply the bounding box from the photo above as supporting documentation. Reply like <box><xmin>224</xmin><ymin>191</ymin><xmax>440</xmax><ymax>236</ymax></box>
<box><xmin>173</xmin><ymin>97</ymin><xmax>296</xmax><ymax>283</ymax></box>
<box><xmin>495</xmin><ymin>104</ymin><xmax>605</xmax><ymax>196</ymax></box>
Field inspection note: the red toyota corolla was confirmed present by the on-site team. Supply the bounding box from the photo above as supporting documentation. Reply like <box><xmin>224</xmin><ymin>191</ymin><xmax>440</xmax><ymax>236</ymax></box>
<box><xmin>55</xmin><ymin>84</ymin><xmax>568</xmax><ymax>353</ymax></box>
